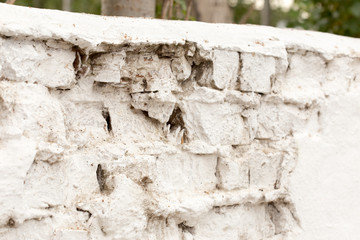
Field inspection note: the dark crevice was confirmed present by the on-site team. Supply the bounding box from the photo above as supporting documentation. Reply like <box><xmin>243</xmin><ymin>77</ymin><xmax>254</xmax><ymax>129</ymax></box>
<box><xmin>102</xmin><ymin>107</ymin><xmax>112</xmax><ymax>133</ymax></box>
<box><xmin>142</xmin><ymin>110</ymin><xmax>150</xmax><ymax>118</ymax></box>
<box><xmin>167</xmin><ymin>107</ymin><xmax>184</xmax><ymax>131</ymax></box>
<box><xmin>72</xmin><ymin>48</ymin><xmax>81</xmax><ymax>70</ymax></box>
<box><xmin>213</xmin><ymin>204</ymin><xmax>240</xmax><ymax>210</ymax></box>
<box><xmin>268</xmin><ymin>202</ymin><xmax>280</xmax><ymax>214</ymax></box>
<box><xmin>76</xmin><ymin>207</ymin><xmax>92</xmax><ymax>221</ymax></box>
<box><xmin>237</xmin><ymin>52</ymin><xmax>243</xmax><ymax>91</ymax></box>
<box><xmin>96</xmin><ymin>164</ymin><xmax>106</xmax><ymax>192</ymax></box>
<box><xmin>45</xmin><ymin>203</ymin><xmax>56</xmax><ymax>209</ymax></box>
<box><xmin>215</xmin><ymin>157</ymin><xmax>221</xmax><ymax>190</ymax></box>
<box><xmin>130</xmin><ymin>90</ymin><xmax>159</xmax><ymax>95</ymax></box>
<box><xmin>94</xmin><ymin>81</ymin><xmax>106</xmax><ymax>88</ymax></box>
<box><xmin>166</xmin><ymin>106</ymin><xmax>187</xmax><ymax>143</ymax></box>
<box><xmin>72</xmin><ymin>46</ymin><xmax>89</xmax><ymax>80</ymax></box>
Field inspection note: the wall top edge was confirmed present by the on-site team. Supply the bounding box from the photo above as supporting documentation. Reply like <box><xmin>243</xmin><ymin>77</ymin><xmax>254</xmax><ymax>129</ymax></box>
<box><xmin>0</xmin><ymin>3</ymin><xmax>360</xmax><ymax>59</ymax></box>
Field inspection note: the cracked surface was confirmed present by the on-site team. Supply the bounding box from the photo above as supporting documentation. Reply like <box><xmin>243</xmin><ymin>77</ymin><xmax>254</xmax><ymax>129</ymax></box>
<box><xmin>1</xmin><ymin>3</ymin><xmax>360</xmax><ymax>240</ymax></box>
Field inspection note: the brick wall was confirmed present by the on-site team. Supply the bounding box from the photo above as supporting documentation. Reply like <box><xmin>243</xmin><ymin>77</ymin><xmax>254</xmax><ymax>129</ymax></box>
<box><xmin>1</xmin><ymin>3</ymin><xmax>360</xmax><ymax>240</ymax></box>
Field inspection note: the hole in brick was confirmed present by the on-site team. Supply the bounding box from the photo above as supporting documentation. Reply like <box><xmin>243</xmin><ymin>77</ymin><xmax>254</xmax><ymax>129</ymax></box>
<box><xmin>72</xmin><ymin>49</ymin><xmax>81</xmax><ymax>70</ymax></box>
<box><xmin>156</xmin><ymin>44</ymin><xmax>183</xmax><ymax>58</ymax></box>
<box><xmin>178</xmin><ymin>222</ymin><xmax>194</xmax><ymax>234</ymax></box>
<box><xmin>72</xmin><ymin>47</ymin><xmax>88</xmax><ymax>80</ymax></box>
<box><xmin>213</xmin><ymin>206</ymin><xmax>221</xmax><ymax>213</ymax></box>
<box><xmin>102</xmin><ymin>107</ymin><xmax>112</xmax><ymax>133</ymax></box>
<box><xmin>139</xmin><ymin>176</ymin><xmax>153</xmax><ymax>189</ymax></box>
<box><xmin>167</xmin><ymin>107</ymin><xmax>187</xmax><ymax>143</ymax></box>
<box><xmin>7</xmin><ymin>218</ymin><xmax>15</xmax><ymax>227</ymax></box>
<box><xmin>167</xmin><ymin>107</ymin><xmax>184</xmax><ymax>130</ymax></box>
<box><xmin>94</xmin><ymin>81</ymin><xmax>106</xmax><ymax>88</ymax></box>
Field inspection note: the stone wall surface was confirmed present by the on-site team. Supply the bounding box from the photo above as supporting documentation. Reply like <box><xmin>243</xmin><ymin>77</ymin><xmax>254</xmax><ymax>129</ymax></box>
<box><xmin>0</xmin><ymin>3</ymin><xmax>360</xmax><ymax>240</ymax></box>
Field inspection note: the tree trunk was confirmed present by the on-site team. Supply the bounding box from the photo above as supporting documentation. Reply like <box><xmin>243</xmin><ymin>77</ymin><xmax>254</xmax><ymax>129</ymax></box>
<box><xmin>261</xmin><ymin>0</ymin><xmax>271</xmax><ymax>25</ymax></box>
<box><xmin>101</xmin><ymin>0</ymin><xmax>155</xmax><ymax>17</ymax></box>
<box><xmin>194</xmin><ymin>0</ymin><xmax>232</xmax><ymax>23</ymax></box>
<box><xmin>62</xmin><ymin>0</ymin><xmax>71</xmax><ymax>11</ymax></box>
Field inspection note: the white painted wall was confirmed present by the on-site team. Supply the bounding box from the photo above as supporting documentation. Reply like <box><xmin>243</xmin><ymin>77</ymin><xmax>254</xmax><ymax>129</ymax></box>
<box><xmin>0</xmin><ymin>3</ymin><xmax>359</xmax><ymax>240</ymax></box>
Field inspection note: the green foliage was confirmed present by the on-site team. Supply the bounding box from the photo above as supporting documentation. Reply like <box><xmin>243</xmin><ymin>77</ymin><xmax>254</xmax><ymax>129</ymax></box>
<box><xmin>71</xmin><ymin>0</ymin><xmax>100</xmax><ymax>14</ymax></box>
<box><xmin>172</xmin><ymin>0</ymin><xmax>190</xmax><ymax>20</ymax></box>
<box><xmin>233</xmin><ymin>1</ymin><xmax>259</xmax><ymax>24</ymax></box>
<box><xmin>4</xmin><ymin>0</ymin><xmax>359</xmax><ymax>37</ymax></box>
<box><xmin>155</xmin><ymin>0</ymin><xmax>195</xmax><ymax>20</ymax></box>
<box><xmin>2</xmin><ymin>0</ymin><xmax>101</xmax><ymax>14</ymax></box>
<box><xmin>232</xmin><ymin>0</ymin><xmax>289</xmax><ymax>27</ymax></box>
<box><xmin>288</xmin><ymin>0</ymin><xmax>360</xmax><ymax>37</ymax></box>
<box><xmin>155</xmin><ymin>0</ymin><xmax>163</xmax><ymax>18</ymax></box>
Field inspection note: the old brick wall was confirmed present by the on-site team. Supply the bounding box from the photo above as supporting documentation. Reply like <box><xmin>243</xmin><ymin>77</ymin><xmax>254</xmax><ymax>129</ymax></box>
<box><xmin>1</xmin><ymin>3</ymin><xmax>360</xmax><ymax>240</ymax></box>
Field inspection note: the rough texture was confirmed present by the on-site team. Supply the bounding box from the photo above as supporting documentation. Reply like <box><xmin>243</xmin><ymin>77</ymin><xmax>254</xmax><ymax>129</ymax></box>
<box><xmin>1</xmin><ymin>3</ymin><xmax>360</xmax><ymax>240</ymax></box>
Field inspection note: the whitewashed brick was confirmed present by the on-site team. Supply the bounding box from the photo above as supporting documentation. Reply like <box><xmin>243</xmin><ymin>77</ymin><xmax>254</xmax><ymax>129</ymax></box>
<box><xmin>281</xmin><ymin>52</ymin><xmax>325</xmax><ymax>106</ymax></box>
<box><xmin>171</xmin><ymin>56</ymin><xmax>192</xmax><ymax>81</ymax></box>
<box><xmin>0</xmin><ymin>38</ymin><xmax>75</xmax><ymax>88</ymax></box>
<box><xmin>1</xmin><ymin>5</ymin><xmax>359</xmax><ymax>240</ymax></box>
<box><xmin>92</xmin><ymin>51</ymin><xmax>126</xmax><ymax>83</ymax></box>
<box><xmin>240</xmin><ymin>53</ymin><xmax>275</xmax><ymax>93</ymax></box>
<box><xmin>212</xmin><ymin>50</ymin><xmax>239</xmax><ymax>89</ymax></box>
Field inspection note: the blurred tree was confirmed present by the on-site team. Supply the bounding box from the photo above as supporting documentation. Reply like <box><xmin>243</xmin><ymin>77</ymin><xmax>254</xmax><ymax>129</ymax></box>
<box><xmin>72</xmin><ymin>0</ymin><xmax>100</xmax><ymax>14</ymax></box>
<box><xmin>261</xmin><ymin>0</ymin><xmax>270</xmax><ymax>25</ymax></box>
<box><xmin>233</xmin><ymin>0</ymin><xmax>299</xmax><ymax>28</ymax></box>
<box><xmin>101</xmin><ymin>0</ymin><xmax>155</xmax><ymax>17</ymax></box>
<box><xmin>2</xmin><ymin>0</ymin><xmax>293</xmax><ymax>32</ymax></box>
<box><xmin>195</xmin><ymin>0</ymin><xmax>233</xmax><ymax>23</ymax></box>
<box><xmin>288</xmin><ymin>0</ymin><xmax>360</xmax><ymax>37</ymax></box>
<box><xmin>7</xmin><ymin>0</ymin><xmax>101</xmax><ymax>14</ymax></box>
<box><xmin>233</xmin><ymin>1</ymin><xmax>259</xmax><ymax>24</ymax></box>
<box><xmin>62</xmin><ymin>0</ymin><xmax>71</xmax><ymax>11</ymax></box>
<box><xmin>156</xmin><ymin>0</ymin><xmax>194</xmax><ymax>20</ymax></box>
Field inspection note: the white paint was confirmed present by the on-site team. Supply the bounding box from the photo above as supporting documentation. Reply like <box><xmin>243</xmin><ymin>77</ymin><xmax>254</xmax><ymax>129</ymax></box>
<box><xmin>0</xmin><ymin>38</ymin><xmax>75</xmax><ymax>88</ymax></box>
<box><xmin>0</xmin><ymin>3</ymin><xmax>359</xmax><ymax>240</ymax></box>
<box><xmin>212</xmin><ymin>50</ymin><xmax>239</xmax><ymax>90</ymax></box>
<box><xmin>240</xmin><ymin>53</ymin><xmax>276</xmax><ymax>93</ymax></box>
<box><xmin>291</xmin><ymin>82</ymin><xmax>360</xmax><ymax>240</ymax></box>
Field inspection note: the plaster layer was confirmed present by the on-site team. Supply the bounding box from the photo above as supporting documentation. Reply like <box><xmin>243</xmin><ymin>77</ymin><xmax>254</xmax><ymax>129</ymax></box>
<box><xmin>1</xmin><ymin>3</ymin><xmax>360</xmax><ymax>240</ymax></box>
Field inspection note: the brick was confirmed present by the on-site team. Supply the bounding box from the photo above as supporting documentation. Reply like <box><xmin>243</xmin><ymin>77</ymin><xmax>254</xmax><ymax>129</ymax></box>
<box><xmin>212</xmin><ymin>50</ymin><xmax>239</xmax><ymax>90</ymax></box>
<box><xmin>92</xmin><ymin>51</ymin><xmax>126</xmax><ymax>83</ymax></box>
<box><xmin>281</xmin><ymin>52</ymin><xmax>325</xmax><ymax>106</ymax></box>
<box><xmin>0</xmin><ymin>38</ymin><xmax>75</xmax><ymax>88</ymax></box>
<box><xmin>240</xmin><ymin>53</ymin><xmax>275</xmax><ymax>93</ymax></box>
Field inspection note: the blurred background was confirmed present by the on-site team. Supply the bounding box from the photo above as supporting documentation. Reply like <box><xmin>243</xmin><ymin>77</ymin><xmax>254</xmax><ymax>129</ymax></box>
<box><xmin>2</xmin><ymin>0</ymin><xmax>360</xmax><ymax>38</ymax></box>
